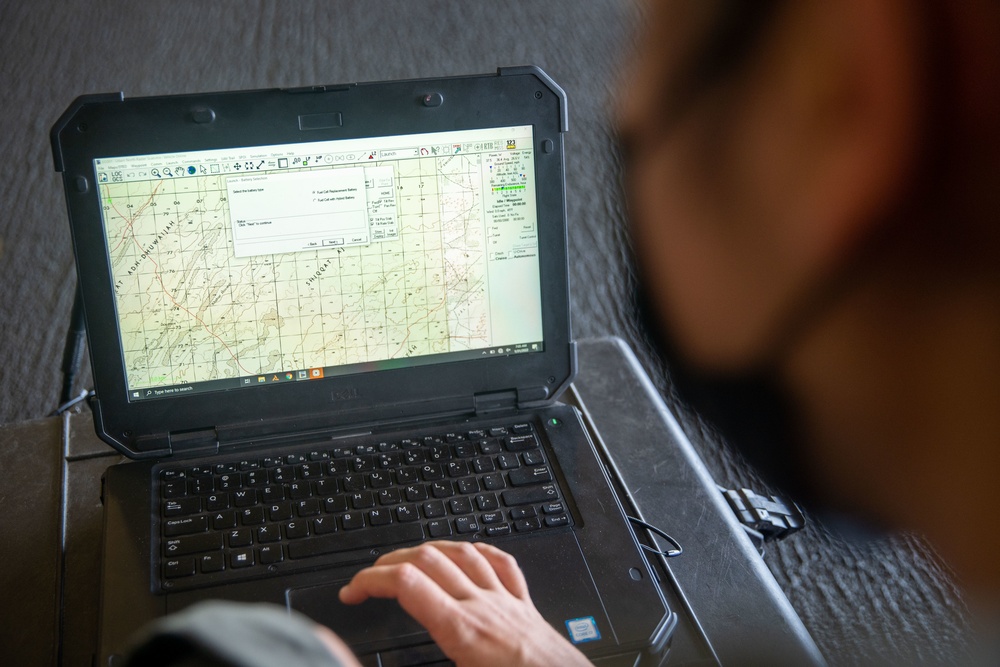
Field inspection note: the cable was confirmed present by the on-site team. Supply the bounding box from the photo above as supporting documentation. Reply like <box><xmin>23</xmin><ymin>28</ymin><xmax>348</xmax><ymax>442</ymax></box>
<box><xmin>58</xmin><ymin>283</ymin><xmax>88</xmax><ymax>407</ymax></box>
<box><xmin>627</xmin><ymin>515</ymin><xmax>683</xmax><ymax>557</ymax></box>
<box><xmin>50</xmin><ymin>388</ymin><xmax>95</xmax><ymax>417</ymax></box>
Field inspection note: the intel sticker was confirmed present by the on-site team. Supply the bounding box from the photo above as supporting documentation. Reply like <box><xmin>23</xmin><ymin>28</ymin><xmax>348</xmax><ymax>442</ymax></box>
<box><xmin>565</xmin><ymin>616</ymin><xmax>601</xmax><ymax>644</ymax></box>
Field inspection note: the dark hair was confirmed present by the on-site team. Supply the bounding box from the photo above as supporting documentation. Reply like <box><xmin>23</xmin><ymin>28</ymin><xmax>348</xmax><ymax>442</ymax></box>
<box><xmin>652</xmin><ymin>0</ymin><xmax>786</xmax><ymax>132</ymax></box>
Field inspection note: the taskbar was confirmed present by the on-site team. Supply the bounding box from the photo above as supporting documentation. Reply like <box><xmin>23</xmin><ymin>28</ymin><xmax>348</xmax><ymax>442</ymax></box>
<box><xmin>126</xmin><ymin>341</ymin><xmax>544</xmax><ymax>403</ymax></box>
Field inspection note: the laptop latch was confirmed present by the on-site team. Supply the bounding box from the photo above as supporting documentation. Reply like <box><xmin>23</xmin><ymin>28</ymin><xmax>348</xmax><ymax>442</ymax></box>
<box><xmin>473</xmin><ymin>386</ymin><xmax>551</xmax><ymax>415</ymax></box>
<box><xmin>473</xmin><ymin>390</ymin><xmax>517</xmax><ymax>416</ymax></box>
<box><xmin>168</xmin><ymin>428</ymin><xmax>220</xmax><ymax>457</ymax></box>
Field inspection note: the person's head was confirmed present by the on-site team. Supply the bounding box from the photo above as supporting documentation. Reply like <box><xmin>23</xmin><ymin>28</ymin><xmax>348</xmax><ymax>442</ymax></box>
<box><xmin>619</xmin><ymin>0</ymin><xmax>1000</xmax><ymax>597</ymax></box>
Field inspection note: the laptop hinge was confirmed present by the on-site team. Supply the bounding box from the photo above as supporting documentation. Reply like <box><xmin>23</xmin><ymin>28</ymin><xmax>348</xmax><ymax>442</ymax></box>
<box><xmin>167</xmin><ymin>428</ymin><xmax>220</xmax><ymax>457</ymax></box>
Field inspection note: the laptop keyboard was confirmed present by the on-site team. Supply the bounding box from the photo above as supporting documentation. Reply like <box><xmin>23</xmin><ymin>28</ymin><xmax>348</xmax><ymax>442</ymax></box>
<box><xmin>157</xmin><ymin>420</ymin><xmax>573</xmax><ymax>591</ymax></box>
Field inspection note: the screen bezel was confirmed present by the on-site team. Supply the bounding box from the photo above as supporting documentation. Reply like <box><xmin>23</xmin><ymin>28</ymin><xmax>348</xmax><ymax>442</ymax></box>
<box><xmin>53</xmin><ymin>69</ymin><xmax>573</xmax><ymax>457</ymax></box>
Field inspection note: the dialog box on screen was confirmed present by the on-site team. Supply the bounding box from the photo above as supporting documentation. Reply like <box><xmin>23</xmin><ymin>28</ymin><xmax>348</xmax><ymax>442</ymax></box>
<box><xmin>227</xmin><ymin>167</ymin><xmax>397</xmax><ymax>258</ymax></box>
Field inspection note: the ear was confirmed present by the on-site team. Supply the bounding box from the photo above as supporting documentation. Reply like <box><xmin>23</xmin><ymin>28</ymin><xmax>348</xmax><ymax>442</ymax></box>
<box><xmin>761</xmin><ymin>0</ymin><xmax>923</xmax><ymax>285</ymax></box>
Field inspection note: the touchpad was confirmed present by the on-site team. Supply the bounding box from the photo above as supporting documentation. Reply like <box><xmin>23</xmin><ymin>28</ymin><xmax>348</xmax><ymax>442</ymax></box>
<box><xmin>287</xmin><ymin>581</ymin><xmax>429</xmax><ymax>654</ymax></box>
<box><xmin>286</xmin><ymin>532</ymin><xmax>611</xmax><ymax>656</ymax></box>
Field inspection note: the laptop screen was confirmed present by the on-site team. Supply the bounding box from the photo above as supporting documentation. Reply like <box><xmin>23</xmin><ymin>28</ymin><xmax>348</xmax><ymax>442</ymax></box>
<box><xmin>93</xmin><ymin>125</ymin><xmax>544</xmax><ymax>402</ymax></box>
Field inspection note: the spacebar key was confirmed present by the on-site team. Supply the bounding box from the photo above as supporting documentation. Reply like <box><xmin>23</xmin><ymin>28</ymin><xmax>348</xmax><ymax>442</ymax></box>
<box><xmin>287</xmin><ymin>524</ymin><xmax>425</xmax><ymax>560</ymax></box>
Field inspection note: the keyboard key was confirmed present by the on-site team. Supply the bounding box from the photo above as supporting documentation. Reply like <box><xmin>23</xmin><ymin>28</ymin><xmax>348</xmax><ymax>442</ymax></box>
<box><xmin>423</xmin><ymin>500</ymin><xmax>446</xmax><ymax>519</ymax></box>
<box><xmin>449</xmin><ymin>497</ymin><xmax>473</xmax><ymax>515</ymax></box>
<box><xmin>163</xmin><ymin>497</ymin><xmax>201</xmax><ymax>517</ymax></box>
<box><xmin>256</xmin><ymin>525</ymin><xmax>280</xmax><ymax>543</ymax></box>
<box><xmin>404</xmin><ymin>450</ymin><xmax>427</xmax><ymax>465</ymax></box>
<box><xmin>259</xmin><ymin>545</ymin><xmax>283</xmax><ymax>565</ymax></box>
<box><xmin>268</xmin><ymin>502</ymin><xmax>293</xmax><ymax>521</ymax></box>
<box><xmin>502</xmin><ymin>483</ymin><xmax>559</xmax><ymax>507</ymax></box>
<box><xmin>228</xmin><ymin>529</ymin><xmax>252</xmax><ymax>548</ymax></box>
<box><xmin>352</xmin><ymin>456</ymin><xmax>375</xmax><ymax>473</ymax></box>
<box><xmin>230</xmin><ymin>549</ymin><xmax>254</xmax><ymax>568</ymax></box>
<box><xmin>428</xmin><ymin>519</ymin><xmax>452</xmax><ymax>538</ymax></box>
<box><xmin>515</xmin><ymin>517</ymin><xmax>542</xmax><ymax>532</ymax></box>
<box><xmin>313</xmin><ymin>479</ymin><xmax>336</xmax><ymax>496</ymax></box>
<box><xmin>481</xmin><ymin>473</ymin><xmax>506</xmax><ymax>491</ymax></box>
<box><xmin>541</xmin><ymin>501</ymin><xmax>565</xmax><ymax>514</ymax></box>
<box><xmin>287</xmin><ymin>482</ymin><xmax>310</xmax><ymax>500</ymax></box>
<box><xmin>378</xmin><ymin>488</ymin><xmax>402</xmax><ymax>505</ymax></box>
<box><xmin>478</xmin><ymin>440</ymin><xmax>502</xmax><ymax>455</ymax></box>
<box><xmin>200</xmin><ymin>552</ymin><xmax>225</xmax><ymax>573</ymax></box>
<box><xmin>205</xmin><ymin>493</ymin><xmax>230</xmax><ymax>511</ymax></box>
<box><xmin>160</xmin><ymin>479</ymin><xmax>187</xmax><ymax>498</ymax></box>
<box><xmin>447</xmin><ymin>460</ymin><xmax>470</xmax><ymax>477</ymax></box>
<box><xmin>341</xmin><ymin>475</ymin><xmax>365</xmax><ymax>492</ymax></box>
<box><xmin>457</xmin><ymin>477</ymin><xmax>480</xmax><ymax>495</ymax></box>
<box><xmin>454</xmin><ymin>443</ymin><xmax>477</xmax><ymax>458</ymax></box>
<box><xmin>164</xmin><ymin>533</ymin><xmax>223</xmax><ymax>557</ymax></box>
<box><xmin>243</xmin><ymin>470</ymin><xmax>267</xmax><ymax>486</ymax></box>
<box><xmin>431</xmin><ymin>481</ymin><xmax>454</xmax><ymax>498</ymax></box>
<box><xmin>285</xmin><ymin>520</ymin><xmax>309</xmax><ymax>539</ymax></box>
<box><xmin>369</xmin><ymin>471</ymin><xmax>391</xmax><ymax>488</ymax></box>
<box><xmin>233</xmin><ymin>489</ymin><xmax>257</xmax><ymax>507</ymax></box>
<box><xmin>497</xmin><ymin>453</ymin><xmax>520</xmax><ymax>470</ymax></box>
<box><xmin>429</xmin><ymin>445</ymin><xmax>453</xmax><ymax>461</ymax></box>
<box><xmin>297</xmin><ymin>498</ymin><xmax>321</xmax><ymax>517</ymax></box>
<box><xmin>505</xmin><ymin>434</ymin><xmax>537</xmax><ymax>451</ymax></box>
<box><xmin>420</xmin><ymin>464</ymin><xmax>445</xmax><ymax>481</ymax></box>
<box><xmin>164</xmin><ymin>558</ymin><xmax>196</xmax><ymax>578</ymax></box>
<box><xmin>240</xmin><ymin>507</ymin><xmax>265</xmax><ymax>525</ymax></box>
<box><xmin>261</xmin><ymin>486</ymin><xmax>285</xmax><ymax>502</ymax></box>
<box><xmin>455</xmin><ymin>517</ymin><xmax>480</xmax><ymax>534</ymax></box>
<box><xmin>485</xmin><ymin>523</ymin><xmax>512</xmax><ymax>537</ymax></box>
<box><xmin>212</xmin><ymin>511</ymin><xmax>237</xmax><ymax>530</ymax></box>
<box><xmin>396</xmin><ymin>505</ymin><xmax>418</xmax><ymax>522</ymax></box>
<box><xmin>473</xmin><ymin>457</ymin><xmax>496</xmax><ymax>474</ymax></box>
<box><xmin>164</xmin><ymin>516</ymin><xmax>207</xmax><ymax>537</ymax></box>
<box><xmin>369</xmin><ymin>508</ymin><xmax>392</xmax><ymax>526</ymax></box>
<box><xmin>404</xmin><ymin>485</ymin><xmax>428</xmax><ymax>502</ymax></box>
<box><xmin>522</xmin><ymin>450</ymin><xmax>544</xmax><ymax>466</ymax></box>
<box><xmin>341</xmin><ymin>513</ymin><xmax>365</xmax><ymax>530</ymax></box>
<box><xmin>475</xmin><ymin>493</ymin><xmax>500</xmax><ymax>512</ymax></box>
<box><xmin>188</xmin><ymin>477</ymin><xmax>214</xmax><ymax>494</ymax></box>
<box><xmin>396</xmin><ymin>467</ymin><xmax>419</xmax><ymax>484</ymax></box>
<box><xmin>324</xmin><ymin>496</ymin><xmax>348</xmax><ymax>513</ymax></box>
<box><xmin>508</xmin><ymin>466</ymin><xmax>552</xmax><ymax>487</ymax></box>
<box><xmin>313</xmin><ymin>516</ymin><xmax>336</xmax><ymax>535</ymax></box>
<box><xmin>217</xmin><ymin>474</ymin><xmax>242</xmax><ymax>490</ymax></box>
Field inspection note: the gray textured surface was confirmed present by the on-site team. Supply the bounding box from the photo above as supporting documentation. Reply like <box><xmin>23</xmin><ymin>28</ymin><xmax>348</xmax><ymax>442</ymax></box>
<box><xmin>0</xmin><ymin>1</ymin><xmax>974</xmax><ymax>664</ymax></box>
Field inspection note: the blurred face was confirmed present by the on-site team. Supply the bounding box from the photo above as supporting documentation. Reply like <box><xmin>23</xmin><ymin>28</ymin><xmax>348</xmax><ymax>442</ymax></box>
<box><xmin>616</xmin><ymin>1</ymin><xmax>838</xmax><ymax>502</ymax></box>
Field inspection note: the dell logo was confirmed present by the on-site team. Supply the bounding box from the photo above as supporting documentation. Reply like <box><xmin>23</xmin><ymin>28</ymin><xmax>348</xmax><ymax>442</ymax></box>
<box><xmin>331</xmin><ymin>387</ymin><xmax>359</xmax><ymax>402</ymax></box>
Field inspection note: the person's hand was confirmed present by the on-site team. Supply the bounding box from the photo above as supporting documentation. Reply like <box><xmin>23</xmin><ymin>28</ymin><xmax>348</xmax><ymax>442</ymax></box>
<box><xmin>339</xmin><ymin>540</ymin><xmax>590</xmax><ymax>667</ymax></box>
